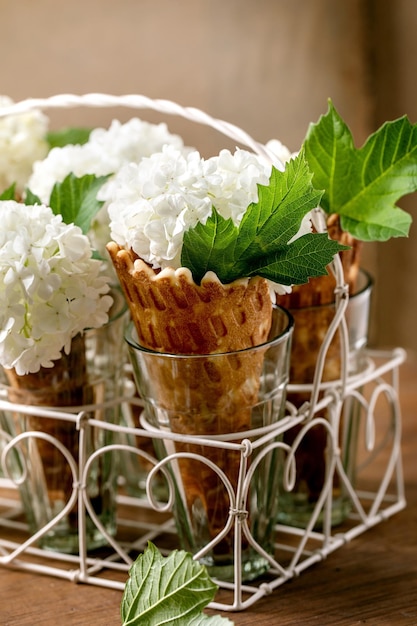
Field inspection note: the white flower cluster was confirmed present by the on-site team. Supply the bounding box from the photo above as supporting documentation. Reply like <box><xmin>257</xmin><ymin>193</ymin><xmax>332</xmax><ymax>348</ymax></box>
<box><xmin>104</xmin><ymin>145</ymin><xmax>274</xmax><ymax>269</ymax></box>
<box><xmin>265</xmin><ymin>138</ymin><xmax>299</xmax><ymax>164</ymax></box>
<box><xmin>0</xmin><ymin>96</ymin><xmax>49</xmax><ymax>195</ymax></box>
<box><xmin>28</xmin><ymin>117</ymin><xmax>188</xmax><ymax>256</ymax></box>
<box><xmin>28</xmin><ymin>117</ymin><xmax>187</xmax><ymax>203</ymax></box>
<box><xmin>0</xmin><ymin>201</ymin><xmax>113</xmax><ymax>375</ymax></box>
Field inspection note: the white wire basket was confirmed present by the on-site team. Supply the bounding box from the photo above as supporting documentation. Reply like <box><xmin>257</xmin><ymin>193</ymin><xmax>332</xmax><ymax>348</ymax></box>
<box><xmin>0</xmin><ymin>94</ymin><xmax>407</xmax><ymax>612</ymax></box>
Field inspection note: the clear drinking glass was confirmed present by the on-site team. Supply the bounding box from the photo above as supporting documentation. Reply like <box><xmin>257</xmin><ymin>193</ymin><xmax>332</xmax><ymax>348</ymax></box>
<box><xmin>278</xmin><ymin>269</ymin><xmax>374</xmax><ymax>528</ymax></box>
<box><xmin>125</xmin><ymin>306</ymin><xmax>294</xmax><ymax>582</ymax></box>
<box><xmin>0</xmin><ymin>288</ymin><xmax>128</xmax><ymax>553</ymax></box>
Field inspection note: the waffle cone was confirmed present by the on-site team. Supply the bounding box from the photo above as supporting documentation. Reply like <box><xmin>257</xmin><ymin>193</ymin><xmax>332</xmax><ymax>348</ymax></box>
<box><xmin>106</xmin><ymin>243</ymin><xmax>272</xmax><ymax>354</ymax></box>
<box><xmin>107</xmin><ymin>242</ymin><xmax>273</xmax><ymax>551</ymax></box>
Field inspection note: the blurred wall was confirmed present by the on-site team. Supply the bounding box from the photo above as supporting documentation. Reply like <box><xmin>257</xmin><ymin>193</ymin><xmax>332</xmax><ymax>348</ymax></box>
<box><xmin>365</xmin><ymin>0</ymin><xmax>417</xmax><ymax>353</ymax></box>
<box><xmin>0</xmin><ymin>0</ymin><xmax>415</xmax><ymax>351</ymax></box>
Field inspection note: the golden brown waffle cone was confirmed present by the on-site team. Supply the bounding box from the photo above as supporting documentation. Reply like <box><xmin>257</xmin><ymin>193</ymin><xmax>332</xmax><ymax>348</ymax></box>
<box><xmin>4</xmin><ymin>334</ymin><xmax>92</xmax><ymax>526</ymax></box>
<box><xmin>107</xmin><ymin>241</ymin><xmax>273</xmax><ymax>553</ymax></box>
<box><xmin>106</xmin><ymin>243</ymin><xmax>272</xmax><ymax>354</ymax></box>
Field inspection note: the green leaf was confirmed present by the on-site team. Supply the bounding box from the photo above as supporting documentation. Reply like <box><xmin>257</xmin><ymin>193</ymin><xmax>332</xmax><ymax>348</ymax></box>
<box><xmin>48</xmin><ymin>172</ymin><xmax>110</xmax><ymax>233</ymax></box>
<box><xmin>247</xmin><ymin>232</ymin><xmax>346</xmax><ymax>285</ymax></box>
<box><xmin>121</xmin><ymin>542</ymin><xmax>234</xmax><ymax>626</ymax></box>
<box><xmin>238</xmin><ymin>155</ymin><xmax>323</xmax><ymax>251</ymax></box>
<box><xmin>46</xmin><ymin>127</ymin><xmax>92</xmax><ymax>149</ymax></box>
<box><xmin>182</xmin><ymin>152</ymin><xmax>346</xmax><ymax>285</ymax></box>
<box><xmin>0</xmin><ymin>183</ymin><xmax>17</xmax><ymax>200</ymax></box>
<box><xmin>181</xmin><ymin>209</ymin><xmax>239</xmax><ymax>282</ymax></box>
<box><xmin>24</xmin><ymin>188</ymin><xmax>42</xmax><ymax>205</ymax></box>
<box><xmin>235</xmin><ymin>155</ymin><xmax>323</xmax><ymax>263</ymax></box>
<box><xmin>303</xmin><ymin>100</ymin><xmax>415</xmax><ymax>241</ymax></box>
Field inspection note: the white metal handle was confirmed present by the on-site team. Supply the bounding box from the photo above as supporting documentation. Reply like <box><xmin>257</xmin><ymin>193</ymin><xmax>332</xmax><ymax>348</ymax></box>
<box><xmin>0</xmin><ymin>92</ymin><xmax>280</xmax><ymax>165</ymax></box>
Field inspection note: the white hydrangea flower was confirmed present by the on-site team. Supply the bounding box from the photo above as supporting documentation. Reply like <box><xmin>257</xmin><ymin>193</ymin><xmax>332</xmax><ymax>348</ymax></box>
<box><xmin>28</xmin><ymin>117</ymin><xmax>187</xmax><ymax>202</ymax></box>
<box><xmin>265</xmin><ymin>138</ymin><xmax>298</xmax><ymax>164</ymax></box>
<box><xmin>203</xmin><ymin>147</ymin><xmax>271</xmax><ymax>223</ymax></box>
<box><xmin>0</xmin><ymin>201</ymin><xmax>113</xmax><ymax>375</ymax></box>
<box><xmin>105</xmin><ymin>145</ymin><xmax>213</xmax><ymax>268</ymax></box>
<box><xmin>106</xmin><ymin>145</ymin><xmax>273</xmax><ymax>270</ymax></box>
<box><xmin>28</xmin><ymin>117</ymin><xmax>188</xmax><ymax>256</ymax></box>
<box><xmin>0</xmin><ymin>96</ymin><xmax>49</xmax><ymax>195</ymax></box>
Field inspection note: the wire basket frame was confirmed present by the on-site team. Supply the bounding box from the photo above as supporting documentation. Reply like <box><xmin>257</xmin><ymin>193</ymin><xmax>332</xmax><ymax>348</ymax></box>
<box><xmin>0</xmin><ymin>348</ymin><xmax>406</xmax><ymax>611</ymax></box>
<box><xmin>0</xmin><ymin>94</ymin><xmax>407</xmax><ymax>612</ymax></box>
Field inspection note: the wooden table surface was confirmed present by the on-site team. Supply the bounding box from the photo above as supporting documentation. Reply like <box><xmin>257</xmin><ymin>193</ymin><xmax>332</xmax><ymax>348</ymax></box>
<box><xmin>1</xmin><ymin>353</ymin><xmax>416</xmax><ymax>626</ymax></box>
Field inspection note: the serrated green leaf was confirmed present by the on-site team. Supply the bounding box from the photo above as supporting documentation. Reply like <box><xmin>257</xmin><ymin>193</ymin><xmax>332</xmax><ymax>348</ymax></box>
<box><xmin>121</xmin><ymin>542</ymin><xmax>233</xmax><ymax>626</ymax></box>
<box><xmin>181</xmin><ymin>209</ymin><xmax>239</xmax><ymax>281</ymax></box>
<box><xmin>246</xmin><ymin>233</ymin><xmax>346</xmax><ymax>285</ymax></box>
<box><xmin>237</xmin><ymin>154</ymin><xmax>323</xmax><ymax>259</ymax></box>
<box><xmin>48</xmin><ymin>172</ymin><xmax>110</xmax><ymax>233</ymax></box>
<box><xmin>46</xmin><ymin>126</ymin><xmax>92</xmax><ymax>149</ymax></box>
<box><xmin>0</xmin><ymin>183</ymin><xmax>16</xmax><ymax>200</ymax></box>
<box><xmin>181</xmin><ymin>152</ymin><xmax>345</xmax><ymax>285</ymax></box>
<box><xmin>304</xmin><ymin>100</ymin><xmax>415</xmax><ymax>241</ymax></box>
<box><xmin>340</xmin><ymin>208</ymin><xmax>412</xmax><ymax>241</ymax></box>
<box><xmin>237</xmin><ymin>154</ymin><xmax>322</xmax><ymax>252</ymax></box>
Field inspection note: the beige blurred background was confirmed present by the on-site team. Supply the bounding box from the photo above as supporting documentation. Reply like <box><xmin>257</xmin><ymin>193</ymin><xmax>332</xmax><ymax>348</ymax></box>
<box><xmin>1</xmin><ymin>0</ymin><xmax>416</xmax><ymax>353</ymax></box>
